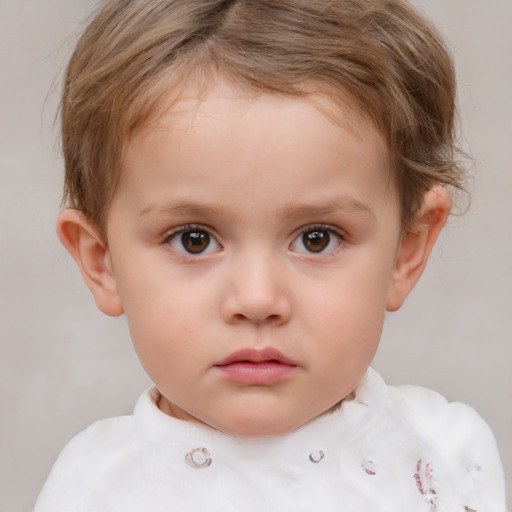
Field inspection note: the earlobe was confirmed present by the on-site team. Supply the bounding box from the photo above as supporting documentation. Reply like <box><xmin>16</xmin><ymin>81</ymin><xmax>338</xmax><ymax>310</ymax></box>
<box><xmin>386</xmin><ymin>186</ymin><xmax>451</xmax><ymax>312</ymax></box>
<box><xmin>57</xmin><ymin>209</ymin><xmax>124</xmax><ymax>316</ymax></box>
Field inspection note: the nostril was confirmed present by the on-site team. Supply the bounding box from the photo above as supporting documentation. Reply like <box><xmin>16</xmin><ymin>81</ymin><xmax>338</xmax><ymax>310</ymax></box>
<box><xmin>231</xmin><ymin>312</ymin><xmax>283</xmax><ymax>324</ymax></box>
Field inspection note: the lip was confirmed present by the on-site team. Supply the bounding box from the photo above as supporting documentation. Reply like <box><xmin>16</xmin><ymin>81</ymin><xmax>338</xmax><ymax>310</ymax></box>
<box><xmin>214</xmin><ymin>347</ymin><xmax>298</xmax><ymax>385</ymax></box>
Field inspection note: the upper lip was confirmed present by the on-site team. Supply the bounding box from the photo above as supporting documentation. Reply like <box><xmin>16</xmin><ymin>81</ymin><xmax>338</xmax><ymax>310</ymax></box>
<box><xmin>214</xmin><ymin>347</ymin><xmax>298</xmax><ymax>367</ymax></box>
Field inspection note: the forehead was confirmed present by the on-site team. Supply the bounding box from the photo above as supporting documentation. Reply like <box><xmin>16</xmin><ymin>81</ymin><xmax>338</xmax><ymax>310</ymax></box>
<box><xmin>117</xmin><ymin>82</ymin><xmax>397</xmax><ymax>221</ymax></box>
<box><xmin>129</xmin><ymin>75</ymin><xmax>385</xmax><ymax>151</ymax></box>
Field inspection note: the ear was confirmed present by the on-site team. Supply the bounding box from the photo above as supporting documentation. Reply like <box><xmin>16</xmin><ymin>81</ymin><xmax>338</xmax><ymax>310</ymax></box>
<box><xmin>386</xmin><ymin>186</ymin><xmax>451</xmax><ymax>311</ymax></box>
<box><xmin>57</xmin><ymin>209</ymin><xmax>124</xmax><ymax>316</ymax></box>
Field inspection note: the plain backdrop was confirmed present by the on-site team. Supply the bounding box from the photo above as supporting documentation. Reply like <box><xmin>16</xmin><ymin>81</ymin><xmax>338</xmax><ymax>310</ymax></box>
<box><xmin>1</xmin><ymin>1</ymin><xmax>511</xmax><ymax>511</ymax></box>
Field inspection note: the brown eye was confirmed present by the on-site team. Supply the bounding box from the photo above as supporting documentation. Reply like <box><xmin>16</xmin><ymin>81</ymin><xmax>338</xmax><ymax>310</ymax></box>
<box><xmin>181</xmin><ymin>231</ymin><xmax>211</xmax><ymax>254</ymax></box>
<box><xmin>168</xmin><ymin>227</ymin><xmax>220</xmax><ymax>256</ymax></box>
<box><xmin>290</xmin><ymin>226</ymin><xmax>342</xmax><ymax>255</ymax></box>
<box><xmin>302</xmin><ymin>230</ymin><xmax>330</xmax><ymax>253</ymax></box>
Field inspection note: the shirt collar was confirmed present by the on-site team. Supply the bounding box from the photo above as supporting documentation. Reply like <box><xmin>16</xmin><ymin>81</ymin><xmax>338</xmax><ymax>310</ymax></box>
<box><xmin>133</xmin><ymin>367</ymin><xmax>387</xmax><ymax>470</ymax></box>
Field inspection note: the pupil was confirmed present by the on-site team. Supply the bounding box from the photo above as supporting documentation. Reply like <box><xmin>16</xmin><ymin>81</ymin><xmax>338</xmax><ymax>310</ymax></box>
<box><xmin>303</xmin><ymin>230</ymin><xmax>329</xmax><ymax>252</ymax></box>
<box><xmin>182</xmin><ymin>231</ymin><xmax>210</xmax><ymax>254</ymax></box>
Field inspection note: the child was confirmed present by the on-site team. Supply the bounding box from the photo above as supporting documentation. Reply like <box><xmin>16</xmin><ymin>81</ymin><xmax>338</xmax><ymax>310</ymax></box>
<box><xmin>35</xmin><ymin>0</ymin><xmax>506</xmax><ymax>510</ymax></box>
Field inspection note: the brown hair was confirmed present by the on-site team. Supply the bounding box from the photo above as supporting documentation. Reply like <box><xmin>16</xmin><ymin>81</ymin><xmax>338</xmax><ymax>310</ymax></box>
<box><xmin>61</xmin><ymin>0</ymin><xmax>464</xmax><ymax>237</ymax></box>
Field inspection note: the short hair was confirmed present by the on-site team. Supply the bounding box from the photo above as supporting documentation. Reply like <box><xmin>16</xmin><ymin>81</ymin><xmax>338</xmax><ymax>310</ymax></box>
<box><xmin>61</xmin><ymin>0</ymin><xmax>464</xmax><ymax>237</ymax></box>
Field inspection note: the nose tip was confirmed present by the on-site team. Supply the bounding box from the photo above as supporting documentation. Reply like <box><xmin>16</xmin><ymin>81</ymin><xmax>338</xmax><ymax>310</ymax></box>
<box><xmin>220</xmin><ymin>259</ymin><xmax>292</xmax><ymax>326</ymax></box>
<box><xmin>222</xmin><ymin>290</ymin><xmax>291</xmax><ymax>326</ymax></box>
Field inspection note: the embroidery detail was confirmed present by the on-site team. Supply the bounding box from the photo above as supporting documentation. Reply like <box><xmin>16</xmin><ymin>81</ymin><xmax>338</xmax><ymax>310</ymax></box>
<box><xmin>414</xmin><ymin>459</ymin><xmax>437</xmax><ymax>510</ymax></box>
<box><xmin>185</xmin><ymin>447</ymin><xmax>212</xmax><ymax>468</ymax></box>
<box><xmin>309</xmin><ymin>450</ymin><xmax>325</xmax><ymax>463</ymax></box>
<box><xmin>361</xmin><ymin>459</ymin><xmax>378</xmax><ymax>475</ymax></box>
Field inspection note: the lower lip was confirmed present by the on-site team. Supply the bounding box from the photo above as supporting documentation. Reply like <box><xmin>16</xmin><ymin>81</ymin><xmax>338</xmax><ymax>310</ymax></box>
<box><xmin>215</xmin><ymin>362</ymin><xmax>297</xmax><ymax>385</ymax></box>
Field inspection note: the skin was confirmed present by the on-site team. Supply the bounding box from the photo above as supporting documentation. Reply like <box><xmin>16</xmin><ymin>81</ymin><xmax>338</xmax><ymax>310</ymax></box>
<box><xmin>58</xmin><ymin>82</ymin><xmax>450</xmax><ymax>438</ymax></box>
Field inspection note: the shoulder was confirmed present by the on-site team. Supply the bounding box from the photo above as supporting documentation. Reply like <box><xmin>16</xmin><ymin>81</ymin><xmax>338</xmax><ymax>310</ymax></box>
<box><xmin>34</xmin><ymin>415</ymin><xmax>136</xmax><ymax>511</ymax></box>
<box><xmin>49</xmin><ymin>414</ymin><xmax>136</xmax><ymax>469</ymax></box>
<box><xmin>387</xmin><ymin>383</ymin><xmax>498</xmax><ymax>454</ymax></box>
<box><xmin>386</xmin><ymin>382</ymin><xmax>506</xmax><ymax>510</ymax></box>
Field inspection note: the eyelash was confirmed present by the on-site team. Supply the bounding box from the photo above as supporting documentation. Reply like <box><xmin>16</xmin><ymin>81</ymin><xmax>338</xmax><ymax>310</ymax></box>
<box><xmin>164</xmin><ymin>224</ymin><xmax>211</xmax><ymax>239</ymax></box>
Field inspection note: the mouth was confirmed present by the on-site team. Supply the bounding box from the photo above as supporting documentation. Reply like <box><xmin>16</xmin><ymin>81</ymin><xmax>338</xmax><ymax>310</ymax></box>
<box><xmin>214</xmin><ymin>347</ymin><xmax>298</xmax><ymax>385</ymax></box>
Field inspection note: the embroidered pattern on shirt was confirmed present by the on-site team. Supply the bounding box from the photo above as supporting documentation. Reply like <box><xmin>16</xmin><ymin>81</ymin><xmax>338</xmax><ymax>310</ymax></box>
<box><xmin>414</xmin><ymin>459</ymin><xmax>437</xmax><ymax>510</ymax></box>
<box><xmin>185</xmin><ymin>447</ymin><xmax>212</xmax><ymax>468</ymax></box>
<box><xmin>361</xmin><ymin>458</ymin><xmax>378</xmax><ymax>475</ymax></box>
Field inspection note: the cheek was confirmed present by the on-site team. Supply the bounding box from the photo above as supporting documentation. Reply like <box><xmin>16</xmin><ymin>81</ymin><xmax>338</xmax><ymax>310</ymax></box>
<box><xmin>318</xmin><ymin>304</ymin><xmax>384</xmax><ymax>358</ymax></box>
<box><xmin>117</xmin><ymin>271</ymin><xmax>208</xmax><ymax>360</ymax></box>
<box><xmin>127</xmin><ymin>304</ymin><xmax>205</xmax><ymax>391</ymax></box>
<box><xmin>301</xmin><ymin>263</ymin><xmax>391</xmax><ymax>356</ymax></box>
<box><xmin>128</xmin><ymin>298</ymin><xmax>201</xmax><ymax>350</ymax></box>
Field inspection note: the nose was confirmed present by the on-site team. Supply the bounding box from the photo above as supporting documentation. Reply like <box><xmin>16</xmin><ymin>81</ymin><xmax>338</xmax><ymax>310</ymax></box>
<box><xmin>220</xmin><ymin>251</ymin><xmax>292</xmax><ymax>326</ymax></box>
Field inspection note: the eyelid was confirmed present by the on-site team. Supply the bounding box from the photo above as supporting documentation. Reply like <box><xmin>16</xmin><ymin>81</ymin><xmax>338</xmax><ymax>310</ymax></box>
<box><xmin>163</xmin><ymin>223</ymin><xmax>217</xmax><ymax>238</ymax></box>
<box><xmin>294</xmin><ymin>223</ymin><xmax>345</xmax><ymax>238</ymax></box>
<box><xmin>165</xmin><ymin>223</ymin><xmax>203</xmax><ymax>237</ymax></box>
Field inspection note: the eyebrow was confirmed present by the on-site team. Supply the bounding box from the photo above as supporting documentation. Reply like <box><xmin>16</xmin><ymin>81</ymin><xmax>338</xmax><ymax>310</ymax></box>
<box><xmin>137</xmin><ymin>202</ymin><xmax>236</xmax><ymax>219</ymax></box>
<box><xmin>137</xmin><ymin>197</ymin><xmax>375</xmax><ymax>220</ymax></box>
<box><xmin>278</xmin><ymin>198</ymin><xmax>375</xmax><ymax>220</ymax></box>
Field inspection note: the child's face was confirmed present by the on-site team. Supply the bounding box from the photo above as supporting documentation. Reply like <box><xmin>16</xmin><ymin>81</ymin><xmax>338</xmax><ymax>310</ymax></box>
<box><xmin>105</xmin><ymin>84</ymin><xmax>403</xmax><ymax>437</ymax></box>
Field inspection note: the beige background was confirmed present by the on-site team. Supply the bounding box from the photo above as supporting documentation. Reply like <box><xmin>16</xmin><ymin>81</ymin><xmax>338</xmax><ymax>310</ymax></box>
<box><xmin>0</xmin><ymin>1</ymin><xmax>510</xmax><ymax>510</ymax></box>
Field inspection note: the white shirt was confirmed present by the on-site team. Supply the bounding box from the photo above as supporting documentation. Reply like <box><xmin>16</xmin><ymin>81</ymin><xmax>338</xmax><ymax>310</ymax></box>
<box><xmin>34</xmin><ymin>369</ymin><xmax>506</xmax><ymax>511</ymax></box>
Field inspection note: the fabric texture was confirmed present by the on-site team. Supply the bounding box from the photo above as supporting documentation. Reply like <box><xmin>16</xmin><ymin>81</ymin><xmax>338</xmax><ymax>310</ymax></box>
<box><xmin>34</xmin><ymin>368</ymin><xmax>506</xmax><ymax>512</ymax></box>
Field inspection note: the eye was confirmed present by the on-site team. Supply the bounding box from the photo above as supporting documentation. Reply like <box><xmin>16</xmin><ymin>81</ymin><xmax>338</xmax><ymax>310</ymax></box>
<box><xmin>290</xmin><ymin>226</ymin><xmax>343</xmax><ymax>255</ymax></box>
<box><xmin>167</xmin><ymin>225</ymin><xmax>221</xmax><ymax>256</ymax></box>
